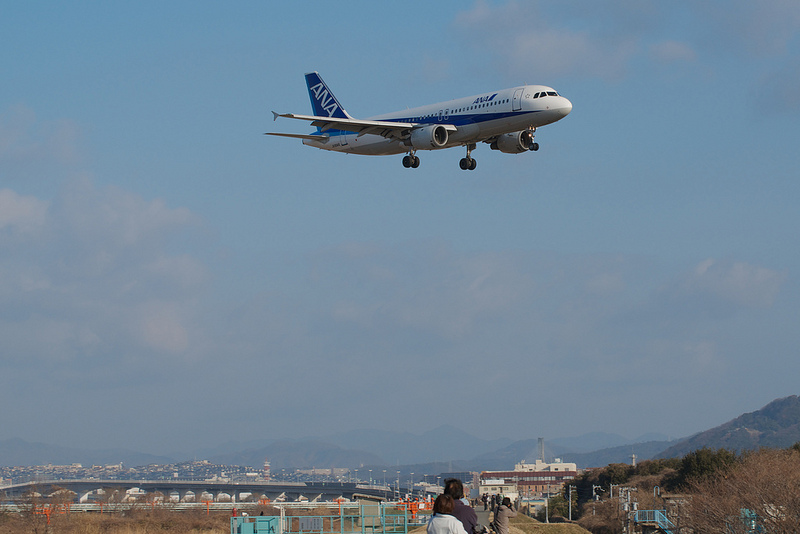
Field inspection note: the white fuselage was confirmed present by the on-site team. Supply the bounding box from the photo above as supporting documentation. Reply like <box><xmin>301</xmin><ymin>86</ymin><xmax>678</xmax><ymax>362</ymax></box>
<box><xmin>302</xmin><ymin>85</ymin><xmax>572</xmax><ymax>155</ymax></box>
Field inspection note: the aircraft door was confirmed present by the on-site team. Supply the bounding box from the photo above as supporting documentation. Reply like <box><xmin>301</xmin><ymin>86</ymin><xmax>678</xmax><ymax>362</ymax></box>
<box><xmin>512</xmin><ymin>88</ymin><xmax>523</xmax><ymax>111</ymax></box>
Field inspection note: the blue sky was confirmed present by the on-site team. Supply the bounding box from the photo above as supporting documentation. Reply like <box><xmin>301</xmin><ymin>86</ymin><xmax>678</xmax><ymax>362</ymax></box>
<box><xmin>2</xmin><ymin>1</ymin><xmax>799</xmax><ymax>456</ymax></box>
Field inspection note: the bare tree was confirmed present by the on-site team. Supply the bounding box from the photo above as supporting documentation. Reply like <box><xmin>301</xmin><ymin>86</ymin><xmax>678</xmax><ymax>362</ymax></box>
<box><xmin>685</xmin><ymin>448</ymin><xmax>800</xmax><ymax>533</ymax></box>
<box><xmin>578</xmin><ymin>498</ymin><xmax>623</xmax><ymax>534</ymax></box>
<box><xmin>18</xmin><ymin>487</ymin><xmax>50</xmax><ymax>534</ymax></box>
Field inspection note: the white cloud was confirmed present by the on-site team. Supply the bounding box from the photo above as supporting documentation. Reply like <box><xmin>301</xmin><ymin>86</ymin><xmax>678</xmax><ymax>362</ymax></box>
<box><xmin>52</xmin><ymin>176</ymin><xmax>197</xmax><ymax>250</ymax></box>
<box><xmin>650</xmin><ymin>40</ymin><xmax>697</xmax><ymax>64</ymax></box>
<box><xmin>453</xmin><ymin>0</ymin><xmax>645</xmax><ymax>80</ymax></box>
<box><xmin>138</xmin><ymin>302</ymin><xmax>191</xmax><ymax>354</ymax></box>
<box><xmin>0</xmin><ymin>105</ymin><xmax>80</xmax><ymax>168</ymax></box>
<box><xmin>0</xmin><ymin>178</ymin><xmax>206</xmax><ymax>369</ymax></box>
<box><xmin>0</xmin><ymin>189</ymin><xmax>48</xmax><ymax>234</ymax></box>
<box><xmin>761</xmin><ymin>59</ymin><xmax>800</xmax><ymax>111</ymax></box>
<box><xmin>686</xmin><ymin>258</ymin><xmax>785</xmax><ymax>308</ymax></box>
<box><xmin>313</xmin><ymin>242</ymin><xmax>535</xmax><ymax>339</ymax></box>
<box><xmin>694</xmin><ymin>0</ymin><xmax>800</xmax><ymax>57</ymax></box>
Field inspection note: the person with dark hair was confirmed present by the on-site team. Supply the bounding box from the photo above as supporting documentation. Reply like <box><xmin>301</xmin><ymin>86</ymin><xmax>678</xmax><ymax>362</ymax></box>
<box><xmin>428</xmin><ymin>494</ymin><xmax>468</xmax><ymax>534</ymax></box>
<box><xmin>491</xmin><ymin>497</ymin><xmax>517</xmax><ymax>534</ymax></box>
<box><xmin>443</xmin><ymin>478</ymin><xmax>477</xmax><ymax>534</ymax></box>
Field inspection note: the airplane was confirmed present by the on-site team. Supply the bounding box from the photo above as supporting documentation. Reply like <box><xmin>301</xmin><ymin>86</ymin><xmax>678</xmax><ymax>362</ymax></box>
<box><xmin>267</xmin><ymin>72</ymin><xmax>572</xmax><ymax>170</ymax></box>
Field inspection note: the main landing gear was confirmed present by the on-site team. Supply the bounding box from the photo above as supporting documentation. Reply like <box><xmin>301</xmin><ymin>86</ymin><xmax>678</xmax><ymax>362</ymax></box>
<box><xmin>459</xmin><ymin>143</ymin><xmax>477</xmax><ymax>171</ymax></box>
<box><xmin>402</xmin><ymin>153</ymin><xmax>420</xmax><ymax>168</ymax></box>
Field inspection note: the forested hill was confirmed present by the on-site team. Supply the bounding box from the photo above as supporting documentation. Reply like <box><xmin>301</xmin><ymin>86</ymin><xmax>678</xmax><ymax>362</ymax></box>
<box><xmin>658</xmin><ymin>395</ymin><xmax>800</xmax><ymax>458</ymax></box>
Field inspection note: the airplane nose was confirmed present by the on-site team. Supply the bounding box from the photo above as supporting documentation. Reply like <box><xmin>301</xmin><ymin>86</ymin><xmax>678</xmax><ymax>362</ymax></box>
<box><xmin>559</xmin><ymin>97</ymin><xmax>572</xmax><ymax>117</ymax></box>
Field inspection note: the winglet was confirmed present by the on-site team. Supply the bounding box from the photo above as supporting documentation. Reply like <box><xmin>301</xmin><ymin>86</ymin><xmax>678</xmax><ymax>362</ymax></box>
<box><xmin>272</xmin><ymin>111</ymin><xmax>279</xmax><ymax>121</ymax></box>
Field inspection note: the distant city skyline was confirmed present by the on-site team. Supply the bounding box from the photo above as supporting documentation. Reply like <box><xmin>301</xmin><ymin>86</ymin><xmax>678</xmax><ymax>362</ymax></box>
<box><xmin>2</xmin><ymin>1</ymin><xmax>799</xmax><ymax>454</ymax></box>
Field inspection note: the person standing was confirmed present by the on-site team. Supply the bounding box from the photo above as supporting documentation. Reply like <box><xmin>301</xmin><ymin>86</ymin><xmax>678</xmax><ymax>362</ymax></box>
<box><xmin>428</xmin><ymin>495</ymin><xmax>468</xmax><ymax>534</ymax></box>
<box><xmin>491</xmin><ymin>497</ymin><xmax>517</xmax><ymax>534</ymax></box>
<box><xmin>444</xmin><ymin>478</ymin><xmax>478</xmax><ymax>534</ymax></box>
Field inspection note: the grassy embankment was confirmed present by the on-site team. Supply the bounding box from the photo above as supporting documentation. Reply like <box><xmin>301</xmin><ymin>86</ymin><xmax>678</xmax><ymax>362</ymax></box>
<box><xmin>0</xmin><ymin>508</ymin><xmax>230</xmax><ymax>533</ymax></box>
<box><xmin>0</xmin><ymin>506</ymin><xmax>592</xmax><ymax>534</ymax></box>
<box><xmin>508</xmin><ymin>512</ymin><xmax>591</xmax><ymax>534</ymax></box>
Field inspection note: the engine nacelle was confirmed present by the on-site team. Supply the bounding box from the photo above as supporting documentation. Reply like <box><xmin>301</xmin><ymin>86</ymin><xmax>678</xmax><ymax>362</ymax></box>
<box><xmin>490</xmin><ymin>130</ymin><xmax>534</xmax><ymax>154</ymax></box>
<box><xmin>409</xmin><ymin>124</ymin><xmax>449</xmax><ymax>149</ymax></box>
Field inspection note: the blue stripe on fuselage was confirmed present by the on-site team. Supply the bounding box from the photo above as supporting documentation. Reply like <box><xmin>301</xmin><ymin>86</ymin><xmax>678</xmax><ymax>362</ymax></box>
<box><xmin>313</xmin><ymin>109</ymin><xmax>544</xmax><ymax>137</ymax></box>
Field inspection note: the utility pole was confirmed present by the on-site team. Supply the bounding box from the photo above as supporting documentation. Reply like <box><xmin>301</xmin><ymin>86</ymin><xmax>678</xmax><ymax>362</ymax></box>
<box><xmin>591</xmin><ymin>485</ymin><xmax>603</xmax><ymax>516</ymax></box>
<box><xmin>568</xmin><ymin>485</ymin><xmax>574</xmax><ymax>521</ymax></box>
<box><xmin>544</xmin><ymin>494</ymin><xmax>549</xmax><ymax>523</ymax></box>
<box><xmin>619</xmin><ymin>487</ymin><xmax>638</xmax><ymax>534</ymax></box>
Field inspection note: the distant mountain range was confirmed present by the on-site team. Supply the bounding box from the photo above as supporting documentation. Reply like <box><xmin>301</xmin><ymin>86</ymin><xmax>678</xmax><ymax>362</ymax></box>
<box><xmin>3</xmin><ymin>395</ymin><xmax>800</xmax><ymax>471</ymax></box>
<box><xmin>657</xmin><ymin>394</ymin><xmax>800</xmax><ymax>458</ymax></box>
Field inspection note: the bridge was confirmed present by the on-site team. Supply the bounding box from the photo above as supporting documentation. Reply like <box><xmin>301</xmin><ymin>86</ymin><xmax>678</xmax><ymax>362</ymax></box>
<box><xmin>1</xmin><ymin>480</ymin><xmax>402</xmax><ymax>504</ymax></box>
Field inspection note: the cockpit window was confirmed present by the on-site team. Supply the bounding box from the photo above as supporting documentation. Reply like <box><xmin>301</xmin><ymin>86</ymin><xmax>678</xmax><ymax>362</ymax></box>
<box><xmin>547</xmin><ymin>91</ymin><xmax>558</xmax><ymax>97</ymax></box>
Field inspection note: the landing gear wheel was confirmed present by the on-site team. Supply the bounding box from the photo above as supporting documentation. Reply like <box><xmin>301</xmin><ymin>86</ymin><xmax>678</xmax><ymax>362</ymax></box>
<box><xmin>459</xmin><ymin>157</ymin><xmax>477</xmax><ymax>170</ymax></box>
<box><xmin>403</xmin><ymin>154</ymin><xmax>420</xmax><ymax>168</ymax></box>
<box><xmin>530</xmin><ymin>142</ymin><xmax>539</xmax><ymax>151</ymax></box>
<box><xmin>460</xmin><ymin>143</ymin><xmax>477</xmax><ymax>170</ymax></box>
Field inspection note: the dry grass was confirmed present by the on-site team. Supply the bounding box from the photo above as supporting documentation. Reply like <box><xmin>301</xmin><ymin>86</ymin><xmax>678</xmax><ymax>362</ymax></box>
<box><xmin>0</xmin><ymin>508</ymin><xmax>231</xmax><ymax>533</ymax></box>
<box><xmin>0</xmin><ymin>507</ymin><xmax>592</xmax><ymax>534</ymax></box>
<box><xmin>507</xmin><ymin>511</ymin><xmax>591</xmax><ymax>534</ymax></box>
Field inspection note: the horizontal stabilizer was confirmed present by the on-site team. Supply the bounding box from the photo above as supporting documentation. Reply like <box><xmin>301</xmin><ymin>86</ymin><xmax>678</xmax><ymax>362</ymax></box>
<box><xmin>264</xmin><ymin>132</ymin><xmax>329</xmax><ymax>142</ymax></box>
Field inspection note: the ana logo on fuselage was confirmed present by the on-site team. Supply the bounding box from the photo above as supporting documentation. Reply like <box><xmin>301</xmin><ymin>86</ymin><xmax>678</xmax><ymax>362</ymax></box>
<box><xmin>473</xmin><ymin>93</ymin><xmax>498</xmax><ymax>105</ymax></box>
<box><xmin>309</xmin><ymin>82</ymin><xmax>340</xmax><ymax>117</ymax></box>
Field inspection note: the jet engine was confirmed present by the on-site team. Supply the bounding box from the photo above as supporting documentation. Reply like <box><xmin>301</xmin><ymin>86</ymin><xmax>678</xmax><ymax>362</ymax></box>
<box><xmin>490</xmin><ymin>130</ymin><xmax>534</xmax><ymax>153</ymax></box>
<box><xmin>409</xmin><ymin>124</ymin><xmax>449</xmax><ymax>149</ymax></box>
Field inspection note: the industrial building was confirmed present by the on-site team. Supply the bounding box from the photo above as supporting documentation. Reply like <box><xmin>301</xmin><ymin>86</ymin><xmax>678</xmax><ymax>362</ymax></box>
<box><xmin>479</xmin><ymin>459</ymin><xmax>578</xmax><ymax>499</ymax></box>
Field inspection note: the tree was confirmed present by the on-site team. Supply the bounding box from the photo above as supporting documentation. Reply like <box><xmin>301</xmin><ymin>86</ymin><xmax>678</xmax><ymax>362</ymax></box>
<box><xmin>598</xmin><ymin>464</ymin><xmax>632</xmax><ymax>489</ymax></box>
<box><xmin>536</xmin><ymin>494</ymin><xmax>570</xmax><ymax>522</ymax></box>
<box><xmin>18</xmin><ymin>487</ymin><xmax>50</xmax><ymax>534</ymax></box>
<box><xmin>685</xmin><ymin>448</ymin><xmax>800</xmax><ymax>534</ymax></box>
<box><xmin>671</xmin><ymin>446</ymin><xmax>736</xmax><ymax>489</ymax></box>
<box><xmin>578</xmin><ymin>499</ymin><xmax>622</xmax><ymax>534</ymax></box>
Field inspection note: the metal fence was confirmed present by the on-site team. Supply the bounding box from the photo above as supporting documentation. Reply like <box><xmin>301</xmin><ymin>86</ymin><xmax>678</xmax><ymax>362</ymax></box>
<box><xmin>231</xmin><ymin>503</ymin><xmax>414</xmax><ymax>534</ymax></box>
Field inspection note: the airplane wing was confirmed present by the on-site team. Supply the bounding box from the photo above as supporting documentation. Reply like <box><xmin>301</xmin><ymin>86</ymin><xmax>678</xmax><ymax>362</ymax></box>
<box><xmin>271</xmin><ymin>111</ymin><xmax>454</xmax><ymax>141</ymax></box>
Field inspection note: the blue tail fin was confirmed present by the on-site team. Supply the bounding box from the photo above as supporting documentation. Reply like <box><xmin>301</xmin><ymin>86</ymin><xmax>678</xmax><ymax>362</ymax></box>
<box><xmin>305</xmin><ymin>72</ymin><xmax>352</xmax><ymax>119</ymax></box>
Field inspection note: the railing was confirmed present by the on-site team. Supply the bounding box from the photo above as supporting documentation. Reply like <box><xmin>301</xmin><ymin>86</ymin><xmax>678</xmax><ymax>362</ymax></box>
<box><xmin>232</xmin><ymin>503</ymin><xmax>412</xmax><ymax>534</ymax></box>
<box><xmin>634</xmin><ymin>509</ymin><xmax>675</xmax><ymax>534</ymax></box>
